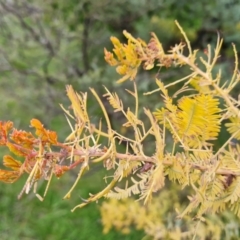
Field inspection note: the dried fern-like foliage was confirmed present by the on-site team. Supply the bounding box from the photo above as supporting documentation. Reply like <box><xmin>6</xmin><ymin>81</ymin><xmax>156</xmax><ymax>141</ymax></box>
<box><xmin>60</xmin><ymin>21</ymin><xmax>240</xmax><ymax>222</ymax></box>
<box><xmin>1</xmin><ymin>21</ymin><xmax>240</xmax><ymax>239</ymax></box>
<box><xmin>98</xmin><ymin>21</ymin><xmax>240</xmax><ymax>233</ymax></box>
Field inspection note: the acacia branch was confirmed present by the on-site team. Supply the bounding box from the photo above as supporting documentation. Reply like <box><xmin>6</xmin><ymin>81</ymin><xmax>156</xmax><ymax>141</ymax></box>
<box><xmin>45</xmin><ymin>148</ymin><xmax>240</xmax><ymax>177</ymax></box>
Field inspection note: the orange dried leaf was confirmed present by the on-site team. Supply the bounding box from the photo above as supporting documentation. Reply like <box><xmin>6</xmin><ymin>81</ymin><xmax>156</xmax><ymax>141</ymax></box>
<box><xmin>1</xmin><ymin>121</ymin><xmax>13</xmax><ymax>133</ymax></box>
<box><xmin>3</xmin><ymin>155</ymin><xmax>22</xmax><ymax>170</ymax></box>
<box><xmin>0</xmin><ymin>121</ymin><xmax>13</xmax><ymax>145</ymax></box>
<box><xmin>30</xmin><ymin>118</ymin><xmax>43</xmax><ymax>135</ymax></box>
<box><xmin>30</xmin><ymin>118</ymin><xmax>42</xmax><ymax>128</ymax></box>
<box><xmin>11</xmin><ymin>129</ymin><xmax>35</xmax><ymax>149</ymax></box>
<box><xmin>30</xmin><ymin>118</ymin><xmax>58</xmax><ymax>144</ymax></box>
<box><xmin>6</xmin><ymin>142</ymin><xmax>28</xmax><ymax>157</ymax></box>
<box><xmin>0</xmin><ymin>169</ymin><xmax>21</xmax><ymax>183</ymax></box>
<box><xmin>47</xmin><ymin>131</ymin><xmax>58</xmax><ymax>144</ymax></box>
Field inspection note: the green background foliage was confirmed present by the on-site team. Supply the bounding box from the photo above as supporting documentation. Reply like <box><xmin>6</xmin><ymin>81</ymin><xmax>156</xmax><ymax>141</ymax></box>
<box><xmin>0</xmin><ymin>0</ymin><xmax>240</xmax><ymax>239</ymax></box>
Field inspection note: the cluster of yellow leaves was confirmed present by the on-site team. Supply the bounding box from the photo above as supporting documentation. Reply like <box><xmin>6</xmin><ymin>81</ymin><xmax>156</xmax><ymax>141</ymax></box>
<box><xmin>104</xmin><ymin>29</ymin><xmax>179</xmax><ymax>83</ymax></box>
<box><xmin>101</xmin><ymin>189</ymin><xmax>230</xmax><ymax>240</ymax></box>
<box><xmin>154</xmin><ymin>92</ymin><xmax>221</xmax><ymax>148</ymax></box>
<box><xmin>104</xmin><ymin>33</ymin><xmax>143</xmax><ymax>83</ymax></box>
